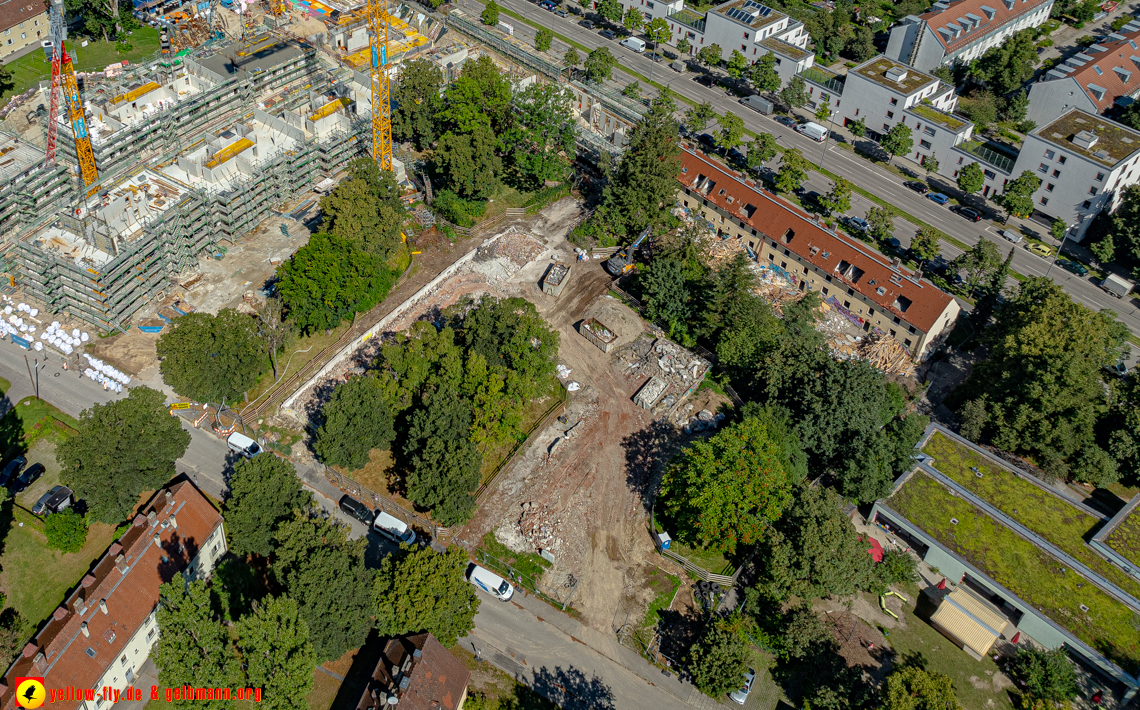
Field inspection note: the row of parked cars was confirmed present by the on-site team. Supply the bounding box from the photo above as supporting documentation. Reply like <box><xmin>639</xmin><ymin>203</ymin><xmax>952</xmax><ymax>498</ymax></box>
<box><xmin>0</xmin><ymin>455</ymin><xmax>72</xmax><ymax>515</ymax></box>
<box><xmin>338</xmin><ymin>495</ymin><xmax>516</xmax><ymax>602</ymax></box>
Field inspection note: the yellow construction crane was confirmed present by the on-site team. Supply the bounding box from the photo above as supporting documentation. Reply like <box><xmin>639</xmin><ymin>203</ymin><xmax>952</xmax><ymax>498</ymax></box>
<box><xmin>268</xmin><ymin>0</ymin><xmax>288</xmax><ymax>17</ymax></box>
<box><xmin>365</xmin><ymin>0</ymin><xmax>393</xmax><ymax>171</ymax></box>
<box><xmin>60</xmin><ymin>43</ymin><xmax>99</xmax><ymax>191</ymax></box>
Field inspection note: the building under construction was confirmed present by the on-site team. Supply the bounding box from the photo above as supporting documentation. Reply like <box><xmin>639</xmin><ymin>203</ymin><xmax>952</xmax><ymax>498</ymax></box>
<box><xmin>5</xmin><ymin>31</ymin><xmax>369</xmax><ymax>329</ymax></box>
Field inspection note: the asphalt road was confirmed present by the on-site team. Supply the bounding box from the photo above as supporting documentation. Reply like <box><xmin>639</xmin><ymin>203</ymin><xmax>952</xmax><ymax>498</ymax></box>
<box><xmin>459</xmin><ymin>0</ymin><xmax>1140</xmax><ymax>336</ymax></box>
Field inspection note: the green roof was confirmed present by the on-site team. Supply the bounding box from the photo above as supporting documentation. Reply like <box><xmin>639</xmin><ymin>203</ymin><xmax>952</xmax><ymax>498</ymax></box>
<box><xmin>889</xmin><ymin>471</ymin><xmax>1140</xmax><ymax>676</ymax></box>
<box><xmin>853</xmin><ymin>56</ymin><xmax>936</xmax><ymax>95</ymax></box>
<box><xmin>908</xmin><ymin>103</ymin><xmax>966</xmax><ymax>131</ymax></box>
<box><xmin>1106</xmin><ymin>503</ymin><xmax>1140</xmax><ymax>570</ymax></box>
<box><xmin>1039</xmin><ymin>110</ymin><xmax>1140</xmax><ymax>167</ymax></box>
<box><xmin>922</xmin><ymin>432</ymin><xmax>1140</xmax><ymax>603</ymax></box>
<box><xmin>759</xmin><ymin>37</ymin><xmax>809</xmax><ymax>60</ymax></box>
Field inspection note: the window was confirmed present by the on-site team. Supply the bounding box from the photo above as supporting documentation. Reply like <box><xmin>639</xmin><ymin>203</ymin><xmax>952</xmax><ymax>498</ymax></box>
<box><xmin>146</xmin><ymin>627</ymin><xmax>157</xmax><ymax>642</ymax></box>
<box><xmin>920</xmin><ymin>139</ymin><xmax>931</xmax><ymax>149</ymax></box>
<box><xmin>843</xmin><ymin>300</ymin><xmax>851</xmax><ymax>309</ymax></box>
<box><xmin>121</xmin><ymin>655</ymin><xmax>129</xmax><ymax>666</ymax></box>
<box><xmin>20</xmin><ymin>33</ymin><xmax>25</xmax><ymax>39</ymax></box>
<box><xmin>924</xmin><ymin>126</ymin><xmax>936</xmax><ymax>137</ymax></box>
<box><xmin>1038</xmin><ymin>162</ymin><xmax>1048</xmax><ymax>173</ymax></box>
<box><xmin>1044</xmin><ymin>149</ymin><xmax>1055</xmax><ymax>159</ymax></box>
<box><xmin>1082</xmin><ymin>200</ymin><xmax>1092</xmax><ymax>208</ymax></box>
<box><xmin>744</xmin><ymin>32</ymin><xmax>749</xmax><ymax>39</ymax></box>
<box><xmin>883</xmin><ymin>123</ymin><xmax>890</xmax><ymax>130</ymax></box>
<box><xmin>890</xmin><ymin>97</ymin><xmax>898</xmax><ymax>106</ymax></box>
<box><xmin>1046</xmin><ymin>182</ymin><xmax>1054</xmax><ymax>192</ymax></box>
<box><xmin>1059</xmin><ymin>156</ymin><xmax>1067</xmax><ymax>164</ymax></box>
<box><xmin>1095</xmin><ymin>172</ymin><xmax>1105</xmax><ymax>181</ymax></box>
<box><xmin>822</xmin><ymin>287</ymin><xmax>829</xmax><ymax>295</ymax></box>
<box><xmin>889</xmin><ymin>329</ymin><xmax>897</xmax><ymax>337</ymax></box>
<box><xmin>1052</xmin><ymin>169</ymin><xmax>1061</xmax><ymax>178</ymax></box>
<box><xmin>984</xmin><ymin>169</ymin><xmax>996</xmax><ymax>179</ymax></box>
<box><xmin>1090</xmin><ymin>187</ymin><xmax>1098</xmax><ymax>195</ymax></box>
<box><xmin>904</xmin><ymin>338</ymin><xmax>913</xmax><ymax>348</ymax></box>
<box><xmin>1040</xmin><ymin>196</ymin><xmax>1049</xmax><ymax>205</ymax></box>
<box><xmin>908</xmin><ymin>325</ymin><xmax>916</xmax><ymax>334</ymax></box>
<box><xmin>957</xmin><ymin>156</ymin><xmax>963</xmax><ymax>164</ymax></box>
<box><xmin>5</xmin><ymin>40</ymin><xmax>10</xmax><ymax>45</ymax></box>
<box><xmin>886</xmin><ymin>111</ymin><xmax>894</xmax><ymax>119</ymax></box>
<box><xmin>741</xmin><ymin>44</ymin><xmax>746</xmax><ymax>50</ymax></box>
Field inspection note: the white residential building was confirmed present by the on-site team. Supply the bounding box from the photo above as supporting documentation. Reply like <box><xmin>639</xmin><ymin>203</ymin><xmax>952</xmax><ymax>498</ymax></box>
<box><xmin>664</xmin><ymin>0</ymin><xmax>809</xmax><ymax>66</ymax></box>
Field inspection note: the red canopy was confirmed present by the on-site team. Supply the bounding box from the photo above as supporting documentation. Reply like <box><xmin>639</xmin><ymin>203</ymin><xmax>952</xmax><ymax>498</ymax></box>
<box><xmin>865</xmin><ymin>537</ymin><xmax>884</xmax><ymax>563</ymax></box>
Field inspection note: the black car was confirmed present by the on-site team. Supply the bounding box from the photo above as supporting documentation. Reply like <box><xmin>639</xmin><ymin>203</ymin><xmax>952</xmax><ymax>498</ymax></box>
<box><xmin>599</xmin><ymin>28</ymin><xmax>616</xmax><ymax>40</ymax></box>
<box><xmin>694</xmin><ymin>74</ymin><xmax>716</xmax><ymax>87</ymax></box>
<box><xmin>339</xmin><ymin>495</ymin><xmax>374</xmax><ymax>525</ymax></box>
<box><xmin>0</xmin><ymin>456</ymin><xmax>26</xmax><ymax>488</ymax></box>
<box><xmin>11</xmin><ymin>463</ymin><xmax>45</xmax><ymax>493</ymax></box>
<box><xmin>697</xmin><ymin>133</ymin><xmax>718</xmax><ymax>150</ymax></box>
<box><xmin>33</xmin><ymin>485</ymin><xmax>71</xmax><ymax>515</ymax></box>
<box><xmin>579</xmin><ymin>18</ymin><xmax>594</xmax><ymax>28</ymax></box>
<box><xmin>774</xmin><ymin>115</ymin><xmax>798</xmax><ymax>128</ymax></box>
<box><xmin>905</xmin><ymin>181</ymin><xmax>929</xmax><ymax>194</ymax></box>
<box><xmin>957</xmin><ymin>207</ymin><xmax>983</xmax><ymax>222</ymax></box>
<box><xmin>727</xmin><ymin>147</ymin><xmax>746</xmax><ymax>165</ymax></box>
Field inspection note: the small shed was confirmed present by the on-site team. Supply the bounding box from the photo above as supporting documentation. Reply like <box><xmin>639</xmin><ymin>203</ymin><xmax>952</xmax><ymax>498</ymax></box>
<box><xmin>580</xmin><ymin>318</ymin><xmax>617</xmax><ymax>353</ymax></box>
<box><xmin>542</xmin><ymin>263</ymin><xmax>571</xmax><ymax>297</ymax></box>
<box><xmin>929</xmin><ymin>588</ymin><xmax>1012</xmax><ymax>660</ymax></box>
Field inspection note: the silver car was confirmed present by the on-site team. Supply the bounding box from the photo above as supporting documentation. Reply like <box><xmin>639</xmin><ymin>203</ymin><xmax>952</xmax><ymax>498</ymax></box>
<box><xmin>730</xmin><ymin>668</ymin><xmax>756</xmax><ymax>705</ymax></box>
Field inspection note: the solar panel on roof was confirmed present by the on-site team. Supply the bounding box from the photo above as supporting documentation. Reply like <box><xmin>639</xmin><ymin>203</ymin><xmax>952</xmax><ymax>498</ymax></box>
<box><xmin>759</xmin><ymin>6</ymin><xmax>772</xmax><ymax>16</ymax></box>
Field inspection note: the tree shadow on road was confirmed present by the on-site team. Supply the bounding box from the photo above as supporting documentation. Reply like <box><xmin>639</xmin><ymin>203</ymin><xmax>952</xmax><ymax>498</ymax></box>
<box><xmin>530</xmin><ymin>665</ymin><xmax>616</xmax><ymax>710</ymax></box>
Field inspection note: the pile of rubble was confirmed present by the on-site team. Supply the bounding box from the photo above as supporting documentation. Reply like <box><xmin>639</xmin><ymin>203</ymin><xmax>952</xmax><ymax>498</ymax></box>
<box><xmin>833</xmin><ymin>331</ymin><xmax>916</xmax><ymax>377</ymax></box>
<box><xmin>467</xmin><ymin>230</ymin><xmax>544</xmax><ymax>284</ymax></box>
<box><xmin>616</xmin><ymin>335</ymin><xmax>710</xmax><ymax>413</ymax></box>
<box><xmin>412</xmin><ymin>206</ymin><xmax>435</xmax><ymax>228</ymax></box>
<box><xmin>509</xmin><ymin>501</ymin><xmax>565</xmax><ymax>555</ymax></box>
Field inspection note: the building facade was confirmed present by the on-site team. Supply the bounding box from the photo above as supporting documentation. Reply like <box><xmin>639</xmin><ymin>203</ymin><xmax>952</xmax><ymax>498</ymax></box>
<box><xmin>665</xmin><ymin>0</ymin><xmax>809</xmax><ymax>65</ymax></box>
<box><xmin>0</xmin><ymin>0</ymin><xmax>47</xmax><ymax>64</ymax></box>
<box><xmin>676</xmin><ymin>146</ymin><xmax>960</xmax><ymax>359</ymax></box>
<box><xmin>1026</xmin><ymin>21</ymin><xmax>1140</xmax><ymax>126</ymax></box>
<box><xmin>885</xmin><ymin>0</ymin><xmax>1055</xmax><ymax>72</ymax></box>
<box><xmin>0</xmin><ymin>482</ymin><xmax>227</xmax><ymax>710</ymax></box>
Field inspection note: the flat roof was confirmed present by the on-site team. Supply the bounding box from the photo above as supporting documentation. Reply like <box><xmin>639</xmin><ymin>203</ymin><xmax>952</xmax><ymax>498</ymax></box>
<box><xmin>0</xmin><ymin>131</ymin><xmax>46</xmax><ymax>185</ymax></box>
<box><xmin>852</xmin><ymin>55</ymin><xmax>938</xmax><ymax>95</ymax></box>
<box><xmin>1036</xmin><ymin>108</ymin><xmax>1140</xmax><ymax>166</ymax></box>
<box><xmin>908</xmin><ymin>102</ymin><xmax>967</xmax><ymax>131</ymax></box>
<box><xmin>1099</xmin><ymin>494</ymin><xmax>1140</xmax><ymax>570</ymax></box>
<box><xmin>759</xmin><ymin>36</ymin><xmax>810</xmax><ymax>60</ymax></box>
<box><xmin>712</xmin><ymin>0</ymin><xmax>786</xmax><ymax>29</ymax></box>
<box><xmin>196</xmin><ymin>33</ymin><xmax>307</xmax><ymax>79</ymax></box>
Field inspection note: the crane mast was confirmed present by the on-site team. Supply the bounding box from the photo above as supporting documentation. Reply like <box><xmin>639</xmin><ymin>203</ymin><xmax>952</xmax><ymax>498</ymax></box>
<box><xmin>365</xmin><ymin>0</ymin><xmax>393</xmax><ymax>171</ymax></box>
<box><xmin>44</xmin><ymin>0</ymin><xmax>99</xmax><ymax>191</ymax></box>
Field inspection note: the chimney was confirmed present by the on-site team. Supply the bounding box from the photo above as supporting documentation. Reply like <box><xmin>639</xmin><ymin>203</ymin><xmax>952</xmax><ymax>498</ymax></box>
<box><xmin>81</xmin><ymin>574</ymin><xmax>96</xmax><ymax>588</ymax></box>
<box><xmin>100</xmin><ymin>599</ymin><xmax>109</xmax><ymax>615</ymax></box>
<box><xmin>32</xmin><ymin>653</ymin><xmax>47</xmax><ymax>672</ymax></box>
<box><xmin>168</xmin><ymin>514</ymin><xmax>177</xmax><ymax>529</ymax></box>
<box><xmin>915</xmin><ymin>269</ymin><xmax>924</xmax><ymax>281</ymax></box>
<box><xmin>133</xmin><ymin>514</ymin><xmax>146</xmax><ymax>527</ymax></box>
<box><xmin>153</xmin><ymin>534</ymin><xmax>162</xmax><ymax>549</ymax></box>
<box><xmin>22</xmin><ymin>643</ymin><xmax>38</xmax><ymax>658</ymax></box>
<box><xmin>80</xmin><ymin>622</ymin><xmax>90</xmax><ymax>638</ymax></box>
<box><xmin>891</xmin><ymin>257</ymin><xmax>901</xmax><ymax>267</ymax></box>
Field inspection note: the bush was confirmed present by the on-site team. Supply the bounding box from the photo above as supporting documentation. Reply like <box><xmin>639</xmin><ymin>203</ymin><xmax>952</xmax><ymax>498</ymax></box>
<box><xmin>433</xmin><ymin>190</ymin><xmax>485</xmax><ymax>228</ymax></box>
<box><xmin>45</xmin><ymin>510</ymin><xmax>88</xmax><ymax>553</ymax></box>
<box><xmin>115</xmin><ymin>40</ymin><xmax>133</xmax><ymax>53</ymax></box>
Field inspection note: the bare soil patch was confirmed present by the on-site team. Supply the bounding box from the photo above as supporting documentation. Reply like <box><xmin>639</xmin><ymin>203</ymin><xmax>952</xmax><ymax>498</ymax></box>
<box><xmin>88</xmin><ymin>327</ymin><xmax>160</xmax><ymax>376</ymax></box>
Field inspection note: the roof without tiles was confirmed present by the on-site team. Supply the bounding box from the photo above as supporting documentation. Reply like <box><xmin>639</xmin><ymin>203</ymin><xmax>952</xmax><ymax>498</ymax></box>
<box><xmin>0</xmin><ymin>0</ymin><xmax>46</xmax><ymax>34</ymax></box>
<box><xmin>1043</xmin><ymin>25</ymin><xmax>1140</xmax><ymax>112</ymax></box>
<box><xmin>677</xmin><ymin>147</ymin><xmax>955</xmax><ymax>333</ymax></box>
<box><xmin>919</xmin><ymin>0</ymin><xmax>1052</xmax><ymax>53</ymax></box>
<box><xmin>1036</xmin><ymin>108</ymin><xmax>1140</xmax><ymax>166</ymax></box>
<box><xmin>356</xmin><ymin>634</ymin><xmax>470</xmax><ymax>710</ymax></box>
<box><xmin>0</xmin><ymin>482</ymin><xmax>224</xmax><ymax>710</ymax></box>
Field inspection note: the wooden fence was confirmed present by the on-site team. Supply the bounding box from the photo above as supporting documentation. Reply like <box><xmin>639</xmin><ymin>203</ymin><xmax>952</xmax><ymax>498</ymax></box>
<box><xmin>658</xmin><ymin>545</ymin><xmax>736</xmax><ymax>586</ymax></box>
<box><xmin>474</xmin><ymin>379</ymin><xmax>569</xmax><ymax>502</ymax></box>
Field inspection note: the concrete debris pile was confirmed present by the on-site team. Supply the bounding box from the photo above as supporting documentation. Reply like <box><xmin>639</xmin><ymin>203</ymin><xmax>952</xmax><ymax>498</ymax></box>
<box><xmin>511</xmin><ymin>501</ymin><xmax>565</xmax><ymax>555</ymax></box>
<box><xmin>616</xmin><ymin>335</ymin><xmax>710</xmax><ymax>414</ymax></box>
<box><xmin>750</xmin><ymin>262</ymin><xmax>805</xmax><ymax>314</ymax></box>
<box><xmin>683</xmin><ymin>407</ymin><xmax>725</xmax><ymax>434</ymax></box>
<box><xmin>467</xmin><ymin>230</ymin><xmax>544</xmax><ymax>284</ymax></box>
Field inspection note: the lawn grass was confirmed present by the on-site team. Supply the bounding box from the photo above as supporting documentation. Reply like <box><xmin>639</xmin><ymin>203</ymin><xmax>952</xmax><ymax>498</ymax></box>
<box><xmin>889</xmin><ymin>472</ymin><xmax>1140</xmax><ymax>675</ymax></box>
<box><xmin>480</xmin><ymin>531</ymin><xmax>552</xmax><ymax>581</ymax></box>
<box><xmin>243</xmin><ymin>321</ymin><xmax>352</xmax><ymax>410</ymax></box>
<box><xmin>641</xmin><ymin>566</ymin><xmax>681</xmax><ymax>628</ymax></box>
<box><xmin>1</xmin><ymin>27</ymin><xmax>162</xmax><ymax>103</ymax></box>
<box><xmin>922</xmin><ymin>431</ymin><xmax>1140</xmax><ymax>603</ymax></box>
<box><xmin>305</xmin><ymin>669</ymin><xmax>341</xmax><ymax>710</ymax></box>
<box><xmin>668</xmin><ymin>539</ymin><xmax>735</xmax><ymax>576</ymax></box>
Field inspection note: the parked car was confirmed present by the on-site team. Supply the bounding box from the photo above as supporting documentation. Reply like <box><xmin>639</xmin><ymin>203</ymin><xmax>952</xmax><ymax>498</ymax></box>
<box><xmin>730</xmin><ymin>668</ymin><xmax>756</xmax><ymax>705</ymax></box>
<box><xmin>338</xmin><ymin>495</ymin><xmax>374</xmax><ymax>525</ymax></box>
<box><xmin>956</xmin><ymin>207</ymin><xmax>982</xmax><ymax>222</ymax></box>
<box><xmin>373</xmin><ymin>511</ymin><xmax>417</xmax><ymax>544</ymax></box>
<box><xmin>847</xmin><ymin>216</ymin><xmax>870</xmax><ymax>232</ymax></box>
<box><xmin>554</xmin><ymin>8</ymin><xmax>568</xmax><ymax>16</ymax></box>
<box><xmin>697</xmin><ymin>133</ymin><xmax>718</xmax><ymax>150</ymax></box>
<box><xmin>599</xmin><ymin>28</ymin><xmax>616</xmax><ymax>40</ymax></box>
<box><xmin>0</xmin><ymin>456</ymin><xmax>27</xmax><ymax>488</ymax></box>
<box><xmin>468</xmin><ymin>565</ymin><xmax>515</xmax><ymax>601</ymax></box>
<box><xmin>1057</xmin><ymin>259</ymin><xmax>1089</xmax><ymax>275</ymax></box>
<box><xmin>727</xmin><ymin>147</ymin><xmax>746</xmax><ymax>165</ymax></box>
<box><xmin>578</xmin><ymin>18</ymin><xmax>594</xmax><ymax>28</ymax></box>
<box><xmin>694</xmin><ymin>74</ymin><xmax>716</xmax><ymax>87</ymax></box>
<box><xmin>774</xmin><ymin>115</ymin><xmax>798</xmax><ymax>128</ymax></box>
<box><xmin>32</xmin><ymin>485</ymin><xmax>72</xmax><ymax>516</ymax></box>
<box><xmin>999</xmin><ymin>228</ymin><xmax>1023</xmax><ymax>243</ymax></box>
<box><xmin>926</xmin><ymin>192</ymin><xmax>950</xmax><ymax>205</ymax></box>
<box><xmin>905</xmin><ymin>181</ymin><xmax>929</xmax><ymax>194</ymax></box>
<box><xmin>11</xmin><ymin>463</ymin><xmax>45</xmax><ymax>493</ymax></box>
<box><xmin>1027</xmin><ymin>242</ymin><xmax>1054</xmax><ymax>258</ymax></box>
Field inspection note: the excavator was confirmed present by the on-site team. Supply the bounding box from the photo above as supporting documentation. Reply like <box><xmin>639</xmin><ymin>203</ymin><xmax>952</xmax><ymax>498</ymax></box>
<box><xmin>603</xmin><ymin>228</ymin><xmax>649</xmax><ymax>276</ymax></box>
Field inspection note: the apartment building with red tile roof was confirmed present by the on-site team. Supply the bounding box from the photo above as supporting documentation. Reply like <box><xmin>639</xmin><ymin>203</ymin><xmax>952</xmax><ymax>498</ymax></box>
<box><xmin>355</xmin><ymin>634</ymin><xmax>469</xmax><ymax>710</ymax></box>
<box><xmin>676</xmin><ymin>146</ymin><xmax>960</xmax><ymax>359</ymax></box>
<box><xmin>1028</xmin><ymin>22</ymin><xmax>1140</xmax><ymax>125</ymax></box>
<box><xmin>0</xmin><ymin>481</ymin><xmax>227</xmax><ymax>710</ymax></box>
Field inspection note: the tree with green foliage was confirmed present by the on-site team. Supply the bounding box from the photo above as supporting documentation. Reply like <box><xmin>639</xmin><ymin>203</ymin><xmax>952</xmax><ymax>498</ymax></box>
<box><xmin>883</xmin><ymin>666</ymin><xmax>960</xmax><ymax>710</ymax></box>
<box><xmin>677</xmin><ymin>37</ymin><xmax>692</xmax><ymax>55</ymax></box>
<box><xmin>970</xmin><ymin>27</ymin><xmax>1037</xmax><ymax>95</ymax></box>
<box><xmin>726</xmin><ymin>50</ymin><xmax>749</xmax><ymax>79</ymax></box>
<box><xmin>698</xmin><ymin>44</ymin><xmax>722</xmax><ymax>67</ymax></box>
<box><xmin>1050</xmin><ymin>218</ymin><xmax>1068</xmax><ymax>243</ymax></box>
<box><xmin>716</xmin><ymin>296</ymin><xmax>783</xmax><ymax>380</ymax></box>
<box><xmin>923</xmin><ymin>156</ymin><xmax>939</xmax><ymax>175</ymax></box>
<box><xmin>563</xmin><ymin>46</ymin><xmax>581</xmax><ymax>78</ymax></box>
<box><xmin>996</xmin><ymin>170</ymin><xmax>1041</xmax><ymax>219</ymax></box>
<box><xmin>434</xmin><ymin>124</ymin><xmax>502</xmax><ymax>198</ymax></box>
<box><xmin>684</xmin><ymin>101</ymin><xmax>717</xmax><ymax>132</ymax></box>
<box><xmin>1003</xmin><ymin>89</ymin><xmax>1030</xmax><ymax>122</ymax></box>
<box><xmin>881</xmin><ymin>123</ymin><xmax>913</xmax><ymax>166</ymax></box>
<box><xmin>1007</xmin><ymin>647</ymin><xmax>1078</xmax><ymax>707</ymax></box>
<box><xmin>846</xmin><ymin>25</ymin><xmax>876</xmax><ymax>61</ymax></box>
<box><xmin>500</xmin><ymin>83</ymin><xmax>577</xmax><ymax>190</ymax></box>
<box><xmin>821</xmin><ymin>177</ymin><xmax>852</xmax><ymax>215</ymax></box>
<box><xmin>659</xmin><ymin>416</ymin><xmax>795</xmax><ymax>554</ymax></box>
<box><xmin>273</xmin><ymin>513</ymin><xmax>375</xmax><ymax>662</ymax></box>
<box><xmin>718</xmin><ymin>111</ymin><xmax>745</xmax><ymax>152</ymax></box>
<box><xmin>866</xmin><ymin>206</ymin><xmax>897</xmax><ymax>244</ymax></box>
<box><xmin>254</xmin><ymin>296</ymin><xmax>291</xmax><ymax>380</ymax></box>
<box><xmin>277</xmin><ymin>233</ymin><xmax>397</xmax><ymax>334</ymax></box>
<box><xmin>480</xmin><ymin>0</ymin><xmax>500</xmax><ymax>25</ymax></box>
<box><xmin>236</xmin><ymin>596</ymin><xmax>316</xmax><ymax>710</ymax></box>
<box><xmin>952</xmin><ymin>237</ymin><xmax>1002</xmax><ymax>296</ymax></box>
<box><xmin>157</xmin><ymin>310</ymin><xmax>267</xmax><ymax>403</ymax></box>
<box><xmin>838</xmin><ymin>412</ymin><xmax>928</xmax><ymax>503</ymax></box>
<box><xmin>373</xmin><ymin>546</ymin><xmax>480</xmax><ymax>645</ymax></box>
<box><xmin>641</xmin><ymin>258</ymin><xmax>697</xmax><ymax>339</ymax></box>
<box><xmin>60</xmin><ymin>387</ymin><xmax>190</xmax><ymax>524</ymax></box>
<box><xmin>758</xmin><ymin>484</ymin><xmax>877</xmax><ymax>600</ymax></box>
<box><xmin>775</xmin><ymin>148</ymin><xmax>808</xmax><ymax>193</ymax></box>
<box><xmin>314</xmin><ymin>376</ymin><xmax>396</xmax><ymax>471</ymax></box>
<box><xmin>774</xmin><ymin>601</ymin><xmax>830</xmax><ymax>660</ymax></box>
<box><xmin>1090</xmin><ymin>233</ymin><xmax>1116</xmax><ymax>264</ymax></box>
<box><xmin>535</xmin><ymin>26</ymin><xmax>553</xmax><ymax>53</ymax></box>
<box><xmin>623</xmin><ymin>7</ymin><xmax>644</xmax><ymax>32</ymax></box>
<box><xmin>392</xmin><ymin>58</ymin><xmax>444</xmax><ymax>149</ymax></box>
<box><xmin>0</xmin><ymin>65</ymin><xmax>13</xmax><ymax>97</ymax></box>
<box><xmin>584</xmin><ymin>47</ymin><xmax>618</xmax><ymax>82</ymax></box>
<box><xmin>875</xmin><ymin>549</ymin><xmax>920</xmax><ymax>594</ymax></box>
<box><xmin>646</xmin><ymin>17</ymin><xmax>670</xmax><ymax>50</ymax></box>
<box><xmin>320</xmin><ymin>158</ymin><xmax>407</xmax><ymax>258</ymax></box>
<box><xmin>1109</xmin><ymin>184</ymin><xmax>1140</xmax><ymax>267</ymax></box>
<box><xmin>957</xmin><ymin>162</ymin><xmax>985</xmax><ymax>194</ymax></box>
<box><xmin>910</xmin><ymin>226</ymin><xmax>941</xmax><ymax>265</ymax></box>
<box><xmin>596</xmin><ymin>0</ymin><xmax>623</xmax><ymax>22</ymax></box>
<box><xmin>814</xmin><ymin>100</ymin><xmax>832</xmax><ymax>124</ymax></box>
<box><xmin>404</xmin><ymin>389</ymin><xmax>482</xmax><ymax>526</ymax></box>
<box><xmin>963</xmin><ymin>278</ymin><xmax>1127</xmax><ymax>483</ymax></box>
<box><xmin>152</xmin><ymin>575</ymin><xmax>241</xmax><ymax>710</ymax></box>
<box><xmin>224</xmin><ymin>455</ymin><xmax>311</xmax><ymax>558</ymax></box>
<box><xmin>749</xmin><ymin>53</ymin><xmax>781</xmax><ymax>92</ymax></box>
<box><xmin>849</xmin><ymin>117</ymin><xmax>866</xmax><ymax>137</ymax></box>
<box><xmin>438</xmin><ymin>54</ymin><xmax>512</xmax><ymax>134</ymax></box>
<box><xmin>44</xmin><ymin>509</ymin><xmax>87</xmax><ymax>553</ymax></box>
<box><xmin>959</xmin><ymin>90</ymin><xmax>999</xmax><ymax>130</ymax></box>
<box><xmin>971</xmin><ymin>245</ymin><xmax>1014</xmax><ymax>326</ymax></box>
<box><xmin>745</xmin><ymin>133</ymin><xmax>778</xmax><ymax>173</ymax></box>
<box><xmin>805</xmin><ymin>7</ymin><xmax>854</xmax><ymax>61</ymax></box>
<box><xmin>688</xmin><ymin>622</ymin><xmax>749</xmax><ymax>698</ymax></box>
<box><xmin>780</xmin><ymin>75</ymin><xmax>808</xmax><ymax>109</ymax></box>
<box><xmin>622</xmin><ymin>81</ymin><xmax>641</xmax><ymax>99</ymax></box>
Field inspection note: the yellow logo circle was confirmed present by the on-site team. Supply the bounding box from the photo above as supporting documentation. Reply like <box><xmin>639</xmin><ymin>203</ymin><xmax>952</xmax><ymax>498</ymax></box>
<box><xmin>15</xmin><ymin>678</ymin><xmax>45</xmax><ymax>709</ymax></box>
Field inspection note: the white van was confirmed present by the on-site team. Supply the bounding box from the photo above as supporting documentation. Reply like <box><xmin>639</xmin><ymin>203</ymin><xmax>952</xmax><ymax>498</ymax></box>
<box><xmin>226</xmin><ymin>432</ymin><xmax>262</xmax><ymax>458</ymax></box>
<box><xmin>468</xmin><ymin>565</ymin><xmax>515</xmax><ymax>601</ymax></box>
<box><xmin>620</xmin><ymin>37</ymin><xmax>646</xmax><ymax>53</ymax></box>
<box><xmin>796</xmin><ymin>121</ymin><xmax>829</xmax><ymax>142</ymax></box>
<box><xmin>373</xmin><ymin>511</ymin><xmax>417</xmax><ymax>544</ymax></box>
